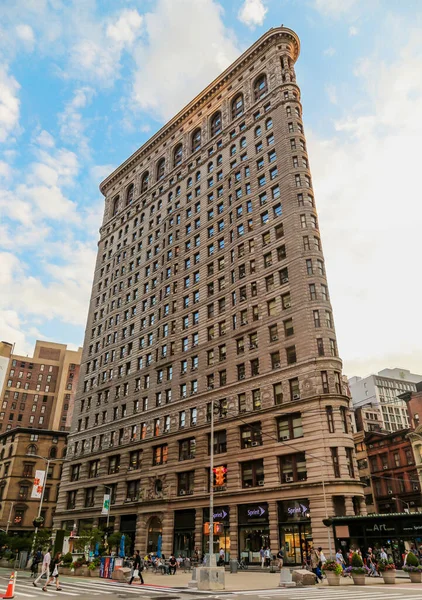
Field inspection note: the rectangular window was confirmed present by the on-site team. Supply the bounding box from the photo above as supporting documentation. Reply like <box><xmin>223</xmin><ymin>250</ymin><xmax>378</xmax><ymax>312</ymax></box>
<box><xmin>277</xmin><ymin>413</ymin><xmax>303</xmax><ymax>441</ymax></box>
<box><xmin>153</xmin><ymin>444</ymin><xmax>168</xmax><ymax>466</ymax></box>
<box><xmin>331</xmin><ymin>447</ymin><xmax>340</xmax><ymax>478</ymax></box>
<box><xmin>240</xmin><ymin>422</ymin><xmax>262</xmax><ymax>448</ymax></box>
<box><xmin>280</xmin><ymin>452</ymin><xmax>307</xmax><ymax>483</ymax></box>
<box><xmin>346</xmin><ymin>447</ymin><xmax>355</xmax><ymax>478</ymax></box>
<box><xmin>241</xmin><ymin>459</ymin><xmax>264</xmax><ymax>488</ymax></box>
<box><xmin>177</xmin><ymin>471</ymin><xmax>194</xmax><ymax>496</ymax></box>
<box><xmin>326</xmin><ymin>405</ymin><xmax>335</xmax><ymax>433</ymax></box>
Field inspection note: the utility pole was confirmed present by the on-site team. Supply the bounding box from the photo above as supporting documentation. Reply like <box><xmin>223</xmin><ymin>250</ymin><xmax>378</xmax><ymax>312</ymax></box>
<box><xmin>209</xmin><ymin>400</ymin><xmax>216</xmax><ymax>567</ymax></box>
<box><xmin>6</xmin><ymin>502</ymin><xmax>14</xmax><ymax>534</ymax></box>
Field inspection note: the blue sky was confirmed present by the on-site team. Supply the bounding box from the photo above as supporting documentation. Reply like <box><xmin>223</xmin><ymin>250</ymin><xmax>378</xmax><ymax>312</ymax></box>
<box><xmin>0</xmin><ymin>0</ymin><xmax>421</xmax><ymax>377</ymax></box>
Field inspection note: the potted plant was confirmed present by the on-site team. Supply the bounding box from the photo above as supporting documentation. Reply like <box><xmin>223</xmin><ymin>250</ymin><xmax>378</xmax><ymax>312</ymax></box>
<box><xmin>60</xmin><ymin>553</ymin><xmax>73</xmax><ymax>575</ymax></box>
<box><xmin>378</xmin><ymin>558</ymin><xmax>396</xmax><ymax>584</ymax></box>
<box><xmin>346</xmin><ymin>552</ymin><xmax>369</xmax><ymax>585</ymax></box>
<box><xmin>88</xmin><ymin>558</ymin><xmax>101</xmax><ymax>577</ymax></box>
<box><xmin>71</xmin><ymin>560</ymin><xmax>87</xmax><ymax>576</ymax></box>
<box><xmin>323</xmin><ymin>560</ymin><xmax>342</xmax><ymax>585</ymax></box>
<box><xmin>403</xmin><ymin>552</ymin><xmax>422</xmax><ymax>583</ymax></box>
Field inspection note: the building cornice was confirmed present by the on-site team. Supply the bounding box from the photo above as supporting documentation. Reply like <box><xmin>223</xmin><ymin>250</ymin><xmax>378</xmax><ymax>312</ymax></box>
<box><xmin>99</xmin><ymin>26</ymin><xmax>300</xmax><ymax>195</ymax></box>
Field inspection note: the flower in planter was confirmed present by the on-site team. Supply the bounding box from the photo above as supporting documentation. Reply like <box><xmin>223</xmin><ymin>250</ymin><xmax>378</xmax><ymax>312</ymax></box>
<box><xmin>345</xmin><ymin>552</ymin><xmax>371</xmax><ymax>575</ymax></box>
<box><xmin>403</xmin><ymin>552</ymin><xmax>422</xmax><ymax>572</ymax></box>
<box><xmin>378</xmin><ymin>559</ymin><xmax>396</xmax><ymax>572</ymax></box>
<box><xmin>323</xmin><ymin>560</ymin><xmax>343</xmax><ymax>575</ymax></box>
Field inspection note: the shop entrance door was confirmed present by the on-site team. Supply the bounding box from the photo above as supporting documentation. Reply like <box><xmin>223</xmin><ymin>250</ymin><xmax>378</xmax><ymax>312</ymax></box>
<box><xmin>281</xmin><ymin>523</ymin><xmax>312</xmax><ymax>566</ymax></box>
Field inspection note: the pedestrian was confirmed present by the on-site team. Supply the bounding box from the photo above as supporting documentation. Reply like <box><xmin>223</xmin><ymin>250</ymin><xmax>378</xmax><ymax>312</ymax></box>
<box><xmin>379</xmin><ymin>547</ymin><xmax>388</xmax><ymax>561</ymax></box>
<box><xmin>310</xmin><ymin>547</ymin><xmax>322</xmax><ymax>583</ymax></box>
<box><xmin>42</xmin><ymin>551</ymin><xmax>62</xmax><ymax>592</ymax></box>
<box><xmin>31</xmin><ymin>547</ymin><xmax>43</xmax><ymax>578</ymax></box>
<box><xmin>260</xmin><ymin>547</ymin><xmax>265</xmax><ymax>568</ymax></box>
<box><xmin>366</xmin><ymin>548</ymin><xmax>378</xmax><ymax>577</ymax></box>
<box><xmin>277</xmin><ymin>547</ymin><xmax>284</xmax><ymax>569</ymax></box>
<box><xmin>218</xmin><ymin>548</ymin><xmax>225</xmax><ymax>566</ymax></box>
<box><xmin>318</xmin><ymin>547</ymin><xmax>326</xmax><ymax>567</ymax></box>
<box><xmin>264</xmin><ymin>547</ymin><xmax>271</xmax><ymax>567</ymax></box>
<box><xmin>129</xmin><ymin>550</ymin><xmax>144</xmax><ymax>585</ymax></box>
<box><xmin>168</xmin><ymin>554</ymin><xmax>177</xmax><ymax>575</ymax></box>
<box><xmin>335</xmin><ymin>549</ymin><xmax>345</xmax><ymax>571</ymax></box>
<box><xmin>33</xmin><ymin>547</ymin><xmax>51</xmax><ymax>588</ymax></box>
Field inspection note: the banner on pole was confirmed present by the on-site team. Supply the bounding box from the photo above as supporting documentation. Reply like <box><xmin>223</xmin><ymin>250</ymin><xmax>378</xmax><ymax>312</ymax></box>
<box><xmin>101</xmin><ymin>494</ymin><xmax>110</xmax><ymax>515</ymax></box>
<box><xmin>31</xmin><ymin>470</ymin><xmax>46</xmax><ymax>499</ymax></box>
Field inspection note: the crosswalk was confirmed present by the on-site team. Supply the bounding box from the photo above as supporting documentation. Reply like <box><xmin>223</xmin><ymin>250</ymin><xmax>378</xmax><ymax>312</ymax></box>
<box><xmin>236</xmin><ymin>587</ymin><xmax>421</xmax><ymax>599</ymax></box>
<box><xmin>0</xmin><ymin>575</ymin><xmax>184</xmax><ymax>598</ymax></box>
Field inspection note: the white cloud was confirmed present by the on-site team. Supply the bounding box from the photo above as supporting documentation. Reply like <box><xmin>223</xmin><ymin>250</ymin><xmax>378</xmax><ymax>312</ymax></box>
<box><xmin>238</xmin><ymin>0</ymin><xmax>267</xmax><ymax>28</ymax></box>
<box><xmin>0</xmin><ymin>160</ymin><xmax>12</xmax><ymax>180</ymax></box>
<box><xmin>349</xmin><ymin>25</ymin><xmax>359</xmax><ymax>36</ymax></box>
<box><xmin>323</xmin><ymin>46</ymin><xmax>336</xmax><ymax>57</ymax></box>
<box><xmin>132</xmin><ymin>0</ymin><xmax>240</xmax><ymax>121</ymax></box>
<box><xmin>34</xmin><ymin>129</ymin><xmax>55</xmax><ymax>148</ymax></box>
<box><xmin>325</xmin><ymin>83</ymin><xmax>338</xmax><ymax>104</ymax></box>
<box><xmin>15</xmin><ymin>24</ymin><xmax>35</xmax><ymax>49</ymax></box>
<box><xmin>90</xmin><ymin>164</ymin><xmax>116</xmax><ymax>182</ymax></box>
<box><xmin>313</xmin><ymin>0</ymin><xmax>361</xmax><ymax>17</ymax></box>
<box><xmin>106</xmin><ymin>9</ymin><xmax>143</xmax><ymax>46</ymax></box>
<box><xmin>58</xmin><ymin>87</ymin><xmax>95</xmax><ymax>155</ymax></box>
<box><xmin>308</xmin><ymin>24</ymin><xmax>422</xmax><ymax>376</ymax></box>
<box><xmin>0</xmin><ymin>64</ymin><xmax>20</xmax><ymax>142</ymax></box>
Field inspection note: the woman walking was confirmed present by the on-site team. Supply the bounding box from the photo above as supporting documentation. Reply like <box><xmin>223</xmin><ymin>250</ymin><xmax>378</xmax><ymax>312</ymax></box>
<box><xmin>42</xmin><ymin>551</ymin><xmax>62</xmax><ymax>592</ymax></box>
<box><xmin>129</xmin><ymin>550</ymin><xmax>144</xmax><ymax>585</ymax></box>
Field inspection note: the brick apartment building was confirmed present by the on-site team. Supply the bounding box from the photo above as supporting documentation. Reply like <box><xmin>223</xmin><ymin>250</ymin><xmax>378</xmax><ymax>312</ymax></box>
<box><xmin>0</xmin><ymin>340</ymin><xmax>82</xmax><ymax>433</ymax></box>
<box><xmin>54</xmin><ymin>26</ymin><xmax>365</xmax><ymax>565</ymax></box>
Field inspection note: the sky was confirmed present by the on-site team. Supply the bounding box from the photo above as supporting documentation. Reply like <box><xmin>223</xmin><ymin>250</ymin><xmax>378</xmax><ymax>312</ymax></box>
<box><xmin>0</xmin><ymin>0</ymin><xmax>421</xmax><ymax>379</ymax></box>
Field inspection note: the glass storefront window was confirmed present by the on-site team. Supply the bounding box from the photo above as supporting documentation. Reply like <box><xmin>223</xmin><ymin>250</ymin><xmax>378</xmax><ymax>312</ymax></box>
<box><xmin>239</xmin><ymin>527</ymin><xmax>270</xmax><ymax>564</ymax></box>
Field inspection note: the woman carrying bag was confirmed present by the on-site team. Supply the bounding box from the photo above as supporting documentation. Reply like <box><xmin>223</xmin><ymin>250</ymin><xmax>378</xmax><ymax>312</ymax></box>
<box><xmin>43</xmin><ymin>552</ymin><xmax>62</xmax><ymax>592</ymax></box>
<box><xmin>129</xmin><ymin>550</ymin><xmax>144</xmax><ymax>585</ymax></box>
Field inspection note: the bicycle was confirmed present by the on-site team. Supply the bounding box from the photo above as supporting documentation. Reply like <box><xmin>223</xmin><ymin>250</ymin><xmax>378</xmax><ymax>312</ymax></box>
<box><xmin>237</xmin><ymin>558</ymin><xmax>248</xmax><ymax>570</ymax></box>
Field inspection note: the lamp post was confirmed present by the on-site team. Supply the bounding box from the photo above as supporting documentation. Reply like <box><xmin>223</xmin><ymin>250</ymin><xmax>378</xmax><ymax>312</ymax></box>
<box><xmin>5</xmin><ymin>501</ymin><xmax>14</xmax><ymax>534</ymax></box>
<box><xmin>392</xmin><ymin>497</ymin><xmax>411</xmax><ymax>512</ymax></box>
<box><xmin>29</xmin><ymin>454</ymin><xmax>51</xmax><ymax>557</ymax></box>
<box><xmin>104</xmin><ymin>486</ymin><xmax>112</xmax><ymax>530</ymax></box>
<box><xmin>209</xmin><ymin>401</ymin><xmax>216</xmax><ymax>567</ymax></box>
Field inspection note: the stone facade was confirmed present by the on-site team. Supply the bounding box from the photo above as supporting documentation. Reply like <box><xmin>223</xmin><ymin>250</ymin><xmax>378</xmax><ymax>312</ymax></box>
<box><xmin>0</xmin><ymin>428</ymin><xmax>68</xmax><ymax>534</ymax></box>
<box><xmin>54</xmin><ymin>27</ymin><xmax>365</xmax><ymax>564</ymax></box>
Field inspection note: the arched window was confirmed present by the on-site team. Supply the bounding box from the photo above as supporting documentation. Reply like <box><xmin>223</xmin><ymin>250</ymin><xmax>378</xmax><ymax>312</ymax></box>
<box><xmin>141</xmin><ymin>171</ymin><xmax>149</xmax><ymax>194</ymax></box>
<box><xmin>173</xmin><ymin>144</ymin><xmax>183</xmax><ymax>167</ymax></box>
<box><xmin>254</xmin><ymin>74</ymin><xmax>268</xmax><ymax>101</ymax></box>
<box><xmin>187</xmin><ymin>177</ymin><xmax>192</xmax><ymax>189</ymax></box>
<box><xmin>112</xmin><ymin>195</ymin><xmax>119</xmax><ymax>216</ymax></box>
<box><xmin>49</xmin><ymin>447</ymin><xmax>57</xmax><ymax>459</ymax></box>
<box><xmin>210</xmin><ymin>111</ymin><xmax>222</xmax><ymax>138</ymax></box>
<box><xmin>126</xmin><ymin>183</ymin><xmax>134</xmax><ymax>206</ymax></box>
<box><xmin>192</xmin><ymin>128</ymin><xmax>201</xmax><ymax>153</ymax></box>
<box><xmin>27</xmin><ymin>444</ymin><xmax>37</xmax><ymax>455</ymax></box>
<box><xmin>231</xmin><ymin>93</ymin><xmax>244</xmax><ymax>119</ymax></box>
<box><xmin>156</xmin><ymin>158</ymin><xmax>165</xmax><ymax>181</ymax></box>
<box><xmin>230</xmin><ymin>144</ymin><xmax>236</xmax><ymax>156</ymax></box>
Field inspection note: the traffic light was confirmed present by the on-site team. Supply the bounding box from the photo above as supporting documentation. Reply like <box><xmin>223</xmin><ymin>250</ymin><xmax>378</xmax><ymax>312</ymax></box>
<box><xmin>213</xmin><ymin>465</ymin><xmax>227</xmax><ymax>488</ymax></box>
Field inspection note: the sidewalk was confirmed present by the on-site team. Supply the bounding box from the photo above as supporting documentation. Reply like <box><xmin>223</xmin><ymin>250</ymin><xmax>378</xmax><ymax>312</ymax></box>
<box><xmin>118</xmin><ymin>569</ymin><xmax>419</xmax><ymax>591</ymax></box>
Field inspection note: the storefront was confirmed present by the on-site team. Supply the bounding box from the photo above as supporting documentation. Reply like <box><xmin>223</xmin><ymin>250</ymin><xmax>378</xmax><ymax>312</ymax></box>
<box><xmin>173</xmin><ymin>509</ymin><xmax>196</xmax><ymax>557</ymax></box>
<box><xmin>120</xmin><ymin>514</ymin><xmax>137</xmax><ymax>556</ymax></box>
<box><xmin>278</xmin><ymin>499</ymin><xmax>312</xmax><ymax>566</ymax></box>
<box><xmin>203</xmin><ymin>506</ymin><xmax>230</xmax><ymax>561</ymax></box>
<box><xmin>238</xmin><ymin>502</ymin><xmax>270</xmax><ymax>564</ymax></box>
<box><xmin>332</xmin><ymin>513</ymin><xmax>422</xmax><ymax>567</ymax></box>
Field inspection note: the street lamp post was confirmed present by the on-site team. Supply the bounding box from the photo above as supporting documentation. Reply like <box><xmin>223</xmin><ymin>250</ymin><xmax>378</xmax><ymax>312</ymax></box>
<box><xmin>5</xmin><ymin>502</ymin><xmax>14</xmax><ymax>534</ymax></box>
<box><xmin>104</xmin><ymin>486</ymin><xmax>112</xmax><ymax>530</ymax></box>
<box><xmin>208</xmin><ymin>401</ymin><xmax>216</xmax><ymax>567</ymax></box>
<box><xmin>29</xmin><ymin>455</ymin><xmax>51</xmax><ymax>557</ymax></box>
<box><xmin>392</xmin><ymin>497</ymin><xmax>411</xmax><ymax>512</ymax></box>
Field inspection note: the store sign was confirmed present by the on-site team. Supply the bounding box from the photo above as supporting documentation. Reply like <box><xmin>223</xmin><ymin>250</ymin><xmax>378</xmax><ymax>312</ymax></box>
<box><xmin>247</xmin><ymin>505</ymin><xmax>267</xmax><ymax>518</ymax></box>
<box><xmin>287</xmin><ymin>503</ymin><xmax>309</xmax><ymax>517</ymax></box>
<box><xmin>365</xmin><ymin>522</ymin><xmax>396</xmax><ymax>534</ymax></box>
<box><xmin>213</xmin><ymin>508</ymin><xmax>228</xmax><ymax>520</ymax></box>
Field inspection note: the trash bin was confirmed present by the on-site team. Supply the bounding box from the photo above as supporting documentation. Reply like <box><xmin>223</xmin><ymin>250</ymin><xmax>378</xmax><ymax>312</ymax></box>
<box><xmin>230</xmin><ymin>559</ymin><xmax>238</xmax><ymax>573</ymax></box>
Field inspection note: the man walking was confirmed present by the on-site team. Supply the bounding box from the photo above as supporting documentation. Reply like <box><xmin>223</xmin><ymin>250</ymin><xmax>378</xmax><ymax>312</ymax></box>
<box><xmin>277</xmin><ymin>547</ymin><xmax>284</xmax><ymax>569</ymax></box>
<box><xmin>33</xmin><ymin>547</ymin><xmax>51</xmax><ymax>588</ymax></box>
<box><xmin>310</xmin><ymin>547</ymin><xmax>322</xmax><ymax>583</ymax></box>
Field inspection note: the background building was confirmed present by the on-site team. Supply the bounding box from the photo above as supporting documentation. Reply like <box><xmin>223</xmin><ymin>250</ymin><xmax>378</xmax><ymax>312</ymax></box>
<box><xmin>55</xmin><ymin>26</ymin><xmax>365</xmax><ymax>564</ymax></box>
<box><xmin>349</xmin><ymin>368</ymin><xmax>422</xmax><ymax>432</ymax></box>
<box><xmin>0</xmin><ymin>340</ymin><xmax>82</xmax><ymax>433</ymax></box>
<box><xmin>0</xmin><ymin>427</ymin><xmax>68</xmax><ymax>534</ymax></box>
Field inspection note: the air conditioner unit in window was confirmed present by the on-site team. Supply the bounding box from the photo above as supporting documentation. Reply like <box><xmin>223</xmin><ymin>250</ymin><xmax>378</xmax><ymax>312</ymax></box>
<box><xmin>282</xmin><ymin>278</ymin><xmax>289</xmax><ymax>284</ymax></box>
<box><xmin>274</xmin><ymin>362</ymin><xmax>281</xmax><ymax>369</ymax></box>
<box><xmin>285</xmin><ymin>476</ymin><xmax>294</xmax><ymax>483</ymax></box>
<box><xmin>383</xmin><ymin>465</ymin><xmax>388</xmax><ymax>470</ymax></box>
<box><xmin>414</xmin><ymin>485</ymin><xmax>420</xmax><ymax>491</ymax></box>
<box><xmin>207</xmin><ymin>385</ymin><xmax>214</xmax><ymax>390</ymax></box>
<box><xmin>239</xmin><ymin>374</ymin><xmax>245</xmax><ymax>380</ymax></box>
<box><xmin>251</xmin><ymin>441</ymin><xmax>259</xmax><ymax>447</ymax></box>
<box><xmin>282</xmin><ymin>435</ymin><xmax>289</xmax><ymax>441</ymax></box>
<box><xmin>388</xmin><ymin>490</ymin><xmax>393</xmax><ymax>495</ymax></box>
<box><xmin>258</xmin><ymin>480</ymin><xmax>265</xmax><ymax>486</ymax></box>
<box><xmin>271</xmin><ymin>336</ymin><xmax>279</xmax><ymax>342</ymax></box>
<box><xmin>293</xmin><ymin>394</ymin><xmax>301</xmax><ymax>400</ymax></box>
<box><xmin>179</xmin><ymin>490</ymin><xmax>186</xmax><ymax>496</ymax></box>
<box><xmin>284</xmin><ymin>302</ymin><xmax>291</xmax><ymax>309</ymax></box>
<box><xmin>241</xmin><ymin>320</ymin><xmax>248</xmax><ymax>326</ymax></box>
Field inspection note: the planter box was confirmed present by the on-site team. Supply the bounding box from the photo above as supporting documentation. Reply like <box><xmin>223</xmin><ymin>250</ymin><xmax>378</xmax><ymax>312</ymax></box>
<box><xmin>409</xmin><ymin>571</ymin><xmax>422</xmax><ymax>583</ymax></box>
<box><xmin>382</xmin><ymin>571</ymin><xmax>396</xmax><ymax>584</ymax></box>
<box><xmin>0</xmin><ymin>560</ymin><xmax>12</xmax><ymax>568</ymax></box>
<box><xmin>60</xmin><ymin>567</ymin><xmax>73</xmax><ymax>576</ymax></box>
<box><xmin>89</xmin><ymin>568</ymin><xmax>100</xmax><ymax>577</ymax></box>
<box><xmin>351</xmin><ymin>573</ymin><xmax>365</xmax><ymax>585</ymax></box>
<box><xmin>74</xmin><ymin>566</ymin><xmax>88</xmax><ymax>577</ymax></box>
<box><xmin>326</xmin><ymin>572</ymin><xmax>341</xmax><ymax>586</ymax></box>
